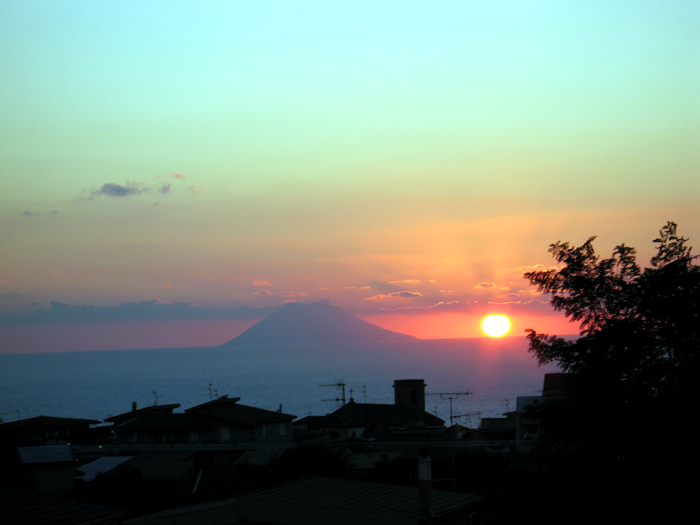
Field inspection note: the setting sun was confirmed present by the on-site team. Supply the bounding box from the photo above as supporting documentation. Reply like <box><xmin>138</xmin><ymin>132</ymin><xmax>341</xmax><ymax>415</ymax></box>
<box><xmin>482</xmin><ymin>315</ymin><xmax>511</xmax><ymax>337</ymax></box>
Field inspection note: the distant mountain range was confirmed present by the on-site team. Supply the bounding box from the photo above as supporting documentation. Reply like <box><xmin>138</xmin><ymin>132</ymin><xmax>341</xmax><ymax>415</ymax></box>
<box><xmin>221</xmin><ymin>301</ymin><xmax>416</xmax><ymax>346</ymax></box>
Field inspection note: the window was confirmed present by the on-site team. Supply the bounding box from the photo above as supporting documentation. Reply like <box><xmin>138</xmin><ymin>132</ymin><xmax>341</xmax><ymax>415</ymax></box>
<box><xmin>279</xmin><ymin>423</ymin><xmax>287</xmax><ymax>436</ymax></box>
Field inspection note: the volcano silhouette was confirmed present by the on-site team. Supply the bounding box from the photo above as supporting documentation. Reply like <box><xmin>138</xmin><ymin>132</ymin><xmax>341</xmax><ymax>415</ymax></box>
<box><xmin>222</xmin><ymin>301</ymin><xmax>416</xmax><ymax>345</ymax></box>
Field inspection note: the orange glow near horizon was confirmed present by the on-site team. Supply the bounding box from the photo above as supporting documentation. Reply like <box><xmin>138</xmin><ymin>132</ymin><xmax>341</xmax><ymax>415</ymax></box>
<box><xmin>360</xmin><ymin>311</ymin><xmax>579</xmax><ymax>340</ymax></box>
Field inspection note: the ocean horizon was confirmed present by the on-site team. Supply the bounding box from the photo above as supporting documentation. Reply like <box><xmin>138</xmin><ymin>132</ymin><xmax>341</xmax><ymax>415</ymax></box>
<box><xmin>0</xmin><ymin>337</ymin><xmax>559</xmax><ymax>427</ymax></box>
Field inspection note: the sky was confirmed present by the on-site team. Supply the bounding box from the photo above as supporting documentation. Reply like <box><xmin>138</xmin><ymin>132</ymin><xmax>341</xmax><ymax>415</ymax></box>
<box><xmin>1</xmin><ymin>1</ymin><xmax>698</xmax><ymax>353</ymax></box>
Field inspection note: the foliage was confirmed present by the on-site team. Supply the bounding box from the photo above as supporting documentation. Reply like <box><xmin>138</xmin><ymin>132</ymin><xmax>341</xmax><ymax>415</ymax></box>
<box><xmin>523</xmin><ymin>222</ymin><xmax>699</xmax><ymax>508</ymax></box>
<box><xmin>525</xmin><ymin>221</ymin><xmax>698</xmax><ymax>400</ymax></box>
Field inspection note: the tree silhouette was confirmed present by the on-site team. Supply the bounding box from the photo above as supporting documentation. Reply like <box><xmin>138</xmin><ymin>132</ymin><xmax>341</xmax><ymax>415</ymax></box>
<box><xmin>523</xmin><ymin>222</ymin><xmax>699</xmax><ymax>519</ymax></box>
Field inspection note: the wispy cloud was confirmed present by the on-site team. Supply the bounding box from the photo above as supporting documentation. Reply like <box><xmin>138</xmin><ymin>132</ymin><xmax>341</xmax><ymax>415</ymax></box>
<box><xmin>364</xmin><ymin>290</ymin><xmax>423</xmax><ymax>300</ymax></box>
<box><xmin>357</xmin><ymin>298</ymin><xmax>557</xmax><ymax>317</ymax></box>
<box><xmin>85</xmin><ymin>174</ymin><xmax>188</xmax><ymax>200</ymax></box>
<box><xmin>510</xmin><ymin>264</ymin><xmax>561</xmax><ymax>272</ymax></box>
<box><xmin>22</xmin><ymin>210</ymin><xmax>58</xmax><ymax>217</ymax></box>
<box><xmin>253</xmin><ymin>290</ymin><xmax>308</xmax><ymax>298</ymax></box>
<box><xmin>252</xmin><ymin>279</ymin><xmax>271</xmax><ymax>287</ymax></box>
<box><xmin>474</xmin><ymin>282</ymin><xmax>497</xmax><ymax>289</ymax></box>
<box><xmin>389</xmin><ymin>291</ymin><xmax>423</xmax><ymax>298</ymax></box>
<box><xmin>91</xmin><ymin>182</ymin><xmax>147</xmax><ymax>198</ymax></box>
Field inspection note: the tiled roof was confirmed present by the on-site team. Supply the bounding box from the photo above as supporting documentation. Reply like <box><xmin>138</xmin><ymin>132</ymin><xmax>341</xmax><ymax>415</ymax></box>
<box><xmin>0</xmin><ymin>415</ymin><xmax>101</xmax><ymax>428</ymax></box>
<box><xmin>0</xmin><ymin>487</ymin><xmax>128</xmax><ymax>525</ymax></box>
<box><xmin>196</xmin><ymin>403</ymin><xmax>296</xmax><ymax>426</ymax></box>
<box><xmin>293</xmin><ymin>414</ymin><xmax>354</xmax><ymax>429</ymax></box>
<box><xmin>185</xmin><ymin>395</ymin><xmax>295</xmax><ymax>425</ymax></box>
<box><xmin>75</xmin><ymin>456</ymin><xmax>134</xmax><ymax>481</ymax></box>
<box><xmin>17</xmin><ymin>445</ymin><xmax>74</xmax><ymax>464</ymax></box>
<box><xmin>104</xmin><ymin>404</ymin><xmax>180</xmax><ymax>423</ymax></box>
<box><xmin>332</xmin><ymin>401</ymin><xmax>445</xmax><ymax>429</ymax></box>
<box><xmin>238</xmin><ymin>476</ymin><xmax>480</xmax><ymax>523</ymax></box>
<box><xmin>184</xmin><ymin>395</ymin><xmax>241</xmax><ymax>412</ymax></box>
<box><xmin>114</xmin><ymin>413</ymin><xmax>207</xmax><ymax>430</ymax></box>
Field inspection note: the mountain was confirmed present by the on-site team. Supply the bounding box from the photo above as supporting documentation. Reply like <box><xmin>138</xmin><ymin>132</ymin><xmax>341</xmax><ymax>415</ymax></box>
<box><xmin>222</xmin><ymin>301</ymin><xmax>416</xmax><ymax>346</ymax></box>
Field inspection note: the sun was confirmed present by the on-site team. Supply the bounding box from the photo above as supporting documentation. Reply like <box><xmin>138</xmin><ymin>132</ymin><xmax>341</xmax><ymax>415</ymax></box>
<box><xmin>482</xmin><ymin>315</ymin><xmax>511</xmax><ymax>337</ymax></box>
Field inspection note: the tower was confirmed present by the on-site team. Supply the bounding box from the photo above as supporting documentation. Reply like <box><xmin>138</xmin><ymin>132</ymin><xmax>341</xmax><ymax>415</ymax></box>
<box><xmin>393</xmin><ymin>379</ymin><xmax>426</xmax><ymax>411</ymax></box>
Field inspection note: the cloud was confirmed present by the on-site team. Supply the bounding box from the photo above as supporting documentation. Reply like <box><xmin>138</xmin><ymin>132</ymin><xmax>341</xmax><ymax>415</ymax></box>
<box><xmin>0</xmin><ymin>300</ymin><xmax>277</xmax><ymax>326</ymax></box>
<box><xmin>252</xmin><ymin>279</ymin><xmax>271</xmax><ymax>287</ymax></box>
<box><xmin>90</xmin><ymin>182</ymin><xmax>148</xmax><ymax>198</ymax></box>
<box><xmin>389</xmin><ymin>291</ymin><xmax>423</xmax><ymax>298</ymax></box>
<box><xmin>364</xmin><ymin>291</ymin><xmax>423</xmax><ymax>300</ymax></box>
<box><xmin>356</xmin><ymin>298</ymin><xmax>559</xmax><ymax>318</ymax></box>
<box><xmin>428</xmin><ymin>300</ymin><xmax>462</xmax><ymax>311</ymax></box>
<box><xmin>86</xmin><ymin>175</ymin><xmax>188</xmax><ymax>200</ymax></box>
<box><xmin>389</xmin><ymin>279</ymin><xmax>420</xmax><ymax>284</ymax></box>
<box><xmin>254</xmin><ymin>290</ymin><xmax>308</xmax><ymax>298</ymax></box>
<box><xmin>510</xmin><ymin>264</ymin><xmax>561</xmax><ymax>272</ymax></box>
<box><xmin>475</xmin><ymin>282</ymin><xmax>497</xmax><ymax>289</ymax></box>
<box><xmin>22</xmin><ymin>210</ymin><xmax>58</xmax><ymax>217</ymax></box>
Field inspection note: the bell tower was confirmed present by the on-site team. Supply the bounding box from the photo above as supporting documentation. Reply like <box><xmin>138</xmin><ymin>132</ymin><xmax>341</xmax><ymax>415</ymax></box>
<box><xmin>393</xmin><ymin>379</ymin><xmax>426</xmax><ymax>411</ymax></box>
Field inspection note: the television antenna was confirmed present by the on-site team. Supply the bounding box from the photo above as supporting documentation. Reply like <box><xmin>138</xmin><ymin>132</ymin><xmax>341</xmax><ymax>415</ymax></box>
<box><xmin>320</xmin><ymin>380</ymin><xmax>346</xmax><ymax>406</ymax></box>
<box><xmin>426</xmin><ymin>390</ymin><xmax>472</xmax><ymax>426</ymax></box>
<box><xmin>462</xmin><ymin>411</ymin><xmax>482</xmax><ymax>428</ymax></box>
<box><xmin>208</xmin><ymin>383</ymin><xmax>219</xmax><ymax>401</ymax></box>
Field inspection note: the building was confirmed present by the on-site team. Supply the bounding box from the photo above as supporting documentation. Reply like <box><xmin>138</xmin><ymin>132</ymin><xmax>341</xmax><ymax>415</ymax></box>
<box><xmin>0</xmin><ymin>486</ymin><xmax>128</xmax><ymax>525</ymax></box>
<box><xmin>118</xmin><ymin>476</ymin><xmax>482</xmax><ymax>525</ymax></box>
<box><xmin>0</xmin><ymin>416</ymin><xmax>101</xmax><ymax>446</ymax></box>
<box><xmin>14</xmin><ymin>445</ymin><xmax>76</xmax><ymax>495</ymax></box>
<box><xmin>294</xmin><ymin>380</ymin><xmax>445</xmax><ymax>442</ymax></box>
<box><xmin>106</xmin><ymin>396</ymin><xmax>295</xmax><ymax>446</ymax></box>
<box><xmin>233</xmin><ymin>476</ymin><xmax>482</xmax><ymax>525</ymax></box>
<box><xmin>512</xmin><ymin>395</ymin><xmax>542</xmax><ymax>441</ymax></box>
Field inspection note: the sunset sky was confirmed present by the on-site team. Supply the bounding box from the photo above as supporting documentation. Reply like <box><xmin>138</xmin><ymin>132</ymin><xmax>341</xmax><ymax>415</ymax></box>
<box><xmin>1</xmin><ymin>1</ymin><xmax>698</xmax><ymax>353</ymax></box>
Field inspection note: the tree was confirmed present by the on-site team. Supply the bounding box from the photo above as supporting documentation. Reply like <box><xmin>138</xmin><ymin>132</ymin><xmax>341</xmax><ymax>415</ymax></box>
<box><xmin>523</xmin><ymin>222</ymin><xmax>699</xmax><ymax>518</ymax></box>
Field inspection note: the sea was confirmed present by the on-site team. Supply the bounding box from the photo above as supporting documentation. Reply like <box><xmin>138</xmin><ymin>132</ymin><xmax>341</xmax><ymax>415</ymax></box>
<box><xmin>0</xmin><ymin>337</ymin><xmax>558</xmax><ymax>428</ymax></box>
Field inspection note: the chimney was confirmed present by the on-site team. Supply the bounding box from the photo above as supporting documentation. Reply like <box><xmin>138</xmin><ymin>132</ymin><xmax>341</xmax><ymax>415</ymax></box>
<box><xmin>132</xmin><ymin>401</ymin><xmax>137</xmax><ymax>412</ymax></box>
<box><xmin>418</xmin><ymin>448</ymin><xmax>433</xmax><ymax>517</ymax></box>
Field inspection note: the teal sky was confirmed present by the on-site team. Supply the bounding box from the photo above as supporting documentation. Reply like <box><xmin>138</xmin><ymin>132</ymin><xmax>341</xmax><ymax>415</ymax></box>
<box><xmin>1</xmin><ymin>1</ymin><xmax>699</xmax><ymax>351</ymax></box>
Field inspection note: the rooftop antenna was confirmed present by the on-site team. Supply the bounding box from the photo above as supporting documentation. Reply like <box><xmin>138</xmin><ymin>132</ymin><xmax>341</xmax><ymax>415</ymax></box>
<box><xmin>426</xmin><ymin>391</ymin><xmax>472</xmax><ymax>426</ymax></box>
<box><xmin>208</xmin><ymin>383</ymin><xmax>219</xmax><ymax>401</ymax></box>
<box><xmin>361</xmin><ymin>385</ymin><xmax>368</xmax><ymax>403</ymax></box>
<box><xmin>320</xmin><ymin>380</ymin><xmax>346</xmax><ymax>406</ymax></box>
<box><xmin>463</xmin><ymin>411</ymin><xmax>482</xmax><ymax>428</ymax></box>
<box><xmin>150</xmin><ymin>390</ymin><xmax>159</xmax><ymax>406</ymax></box>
